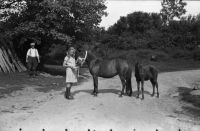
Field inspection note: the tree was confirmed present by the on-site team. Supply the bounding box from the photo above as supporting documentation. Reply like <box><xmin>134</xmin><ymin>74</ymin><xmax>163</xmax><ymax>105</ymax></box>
<box><xmin>160</xmin><ymin>0</ymin><xmax>187</xmax><ymax>25</ymax></box>
<box><xmin>0</xmin><ymin>0</ymin><xmax>107</xmax><ymax>62</ymax></box>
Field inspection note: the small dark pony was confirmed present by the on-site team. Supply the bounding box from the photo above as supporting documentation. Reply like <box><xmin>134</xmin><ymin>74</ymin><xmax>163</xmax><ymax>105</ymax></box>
<box><xmin>135</xmin><ymin>62</ymin><xmax>159</xmax><ymax>99</ymax></box>
<box><xmin>77</xmin><ymin>50</ymin><xmax>133</xmax><ymax>97</ymax></box>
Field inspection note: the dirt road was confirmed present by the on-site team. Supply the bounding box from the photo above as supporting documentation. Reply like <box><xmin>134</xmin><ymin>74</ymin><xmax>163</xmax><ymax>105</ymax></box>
<box><xmin>0</xmin><ymin>70</ymin><xmax>200</xmax><ymax>131</ymax></box>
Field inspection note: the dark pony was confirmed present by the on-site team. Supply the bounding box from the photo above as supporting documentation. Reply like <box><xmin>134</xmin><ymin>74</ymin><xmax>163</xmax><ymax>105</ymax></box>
<box><xmin>135</xmin><ymin>62</ymin><xmax>159</xmax><ymax>99</ymax></box>
<box><xmin>77</xmin><ymin>50</ymin><xmax>133</xmax><ymax>97</ymax></box>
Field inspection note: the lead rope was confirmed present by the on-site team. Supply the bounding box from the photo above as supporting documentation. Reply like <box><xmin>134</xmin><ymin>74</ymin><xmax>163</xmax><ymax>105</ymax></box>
<box><xmin>81</xmin><ymin>51</ymin><xmax>88</xmax><ymax>66</ymax></box>
<box><xmin>76</xmin><ymin>51</ymin><xmax>87</xmax><ymax>79</ymax></box>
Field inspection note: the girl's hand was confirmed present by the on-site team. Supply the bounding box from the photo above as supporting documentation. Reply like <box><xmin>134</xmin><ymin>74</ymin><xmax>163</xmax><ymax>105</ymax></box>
<box><xmin>71</xmin><ymin>66</ymin><xmax>78</xmax><ymax>70</ymax></box>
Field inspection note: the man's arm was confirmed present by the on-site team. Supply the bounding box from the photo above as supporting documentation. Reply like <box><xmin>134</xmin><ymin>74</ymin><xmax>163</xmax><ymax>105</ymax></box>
<box><xmin>36</xmin><ymin>49</ymin><xmax>40</xmax><ymax>63</ymax></box>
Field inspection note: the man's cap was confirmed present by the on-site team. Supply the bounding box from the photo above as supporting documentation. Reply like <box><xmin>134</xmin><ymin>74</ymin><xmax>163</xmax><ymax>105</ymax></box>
<box><xmin>30</xmin><ymin>43</ymin><xmax>35</xmax><ymax>46</ymax></box>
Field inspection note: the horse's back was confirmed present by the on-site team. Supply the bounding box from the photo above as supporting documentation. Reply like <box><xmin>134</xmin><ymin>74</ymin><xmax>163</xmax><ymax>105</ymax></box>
<box><xmin>145</xmin><ymin>65</ymin><xmax>158</xmax><ymax>79</ymax></box>
<box><xmin>135</xmin><ymin>64</ymin><xmax>158</xmax><ymax>81</ymax></box>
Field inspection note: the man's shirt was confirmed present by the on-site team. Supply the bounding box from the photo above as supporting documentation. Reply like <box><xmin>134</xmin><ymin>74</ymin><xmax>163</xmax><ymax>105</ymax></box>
<box><xmin>27</xmin><ymin>48</ymin><xmax>39</xmax><ymax>57</ymax></box>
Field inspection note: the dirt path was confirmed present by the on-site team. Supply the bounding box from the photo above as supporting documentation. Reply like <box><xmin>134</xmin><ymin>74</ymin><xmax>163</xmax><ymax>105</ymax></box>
<box><xmin>0</xmin><ymin>70</ymin><xmax>200</xmax><ymax>131</ymax></box>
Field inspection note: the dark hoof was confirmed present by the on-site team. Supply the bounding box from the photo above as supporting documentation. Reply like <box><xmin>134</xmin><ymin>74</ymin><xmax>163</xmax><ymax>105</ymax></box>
<box><xmin>157</xmin><ymin>93</ymin><xmax>159</xmax><ymax>98</ymax></box>
<box><xmin>151</xmin><ymin>94</ymin><xmax>155</xmax><ymax>97</ymax></box>
<box><xmin>141</xmin><ymin>97</ymin><xmax>144</xmax><ymax>100</ymax></box>
<box><xmin>67</xmin><ymin>97</ymin><xmax>74</xmax><ymax>100</ymax></box>
<box><xmin>93</xmin><ymin>92</ymin><xmax>98</xmax><ymax>97</ymax></box>
<box><xmin>119</xmin><ymin>94</ymin><xmax>123</xmax><ymax>97</ymax></box>
<box><xmin>136</xmin><ymin>96</ymin><xmax>139</xmax><ymax>99</ymax></box>
<box><xmin>64</xmin><ymin>92</ymin><xmax>67</xmax><ymax>98</ymax></box>
<box><xmin>65</xmin><ymin>95</ymin><xmax>74</xmax><ymax>100</ymax></box>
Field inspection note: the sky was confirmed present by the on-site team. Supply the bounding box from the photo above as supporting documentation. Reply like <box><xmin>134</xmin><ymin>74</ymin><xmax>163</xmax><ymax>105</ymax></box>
<box><xmin>100</xmin><ymin>0</ymin><xmax>200</xmax><ymax>29</ymax></box>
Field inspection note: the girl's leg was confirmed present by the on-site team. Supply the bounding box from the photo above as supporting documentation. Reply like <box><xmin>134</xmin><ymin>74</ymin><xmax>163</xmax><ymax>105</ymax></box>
<box><xmin>65</xmin><ymin>83</ymin><xmax>73</xmax><ymax>99</ymax></box>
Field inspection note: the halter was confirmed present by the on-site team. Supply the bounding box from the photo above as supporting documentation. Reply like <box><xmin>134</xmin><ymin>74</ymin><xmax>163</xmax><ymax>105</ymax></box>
<box><xmin>78</xmin><ymin>50</ymin><xmax>87</xmax><ymax>66</ymax></box>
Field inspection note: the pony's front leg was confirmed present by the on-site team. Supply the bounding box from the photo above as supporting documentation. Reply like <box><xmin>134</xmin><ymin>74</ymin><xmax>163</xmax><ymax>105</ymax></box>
<box><xmin>92</xmin><ymin>76</ymin><xmax>98</xmax><ymax>96</ymax></box>
<box><xmin>136</xmin><ymin>81</ymin><xmax>140</xmax><ymax>98</ymax></box>
<box><xmin>150</xmin><ymin>79</ymin><xmax>155</xmax><ymax>97</ymax></box>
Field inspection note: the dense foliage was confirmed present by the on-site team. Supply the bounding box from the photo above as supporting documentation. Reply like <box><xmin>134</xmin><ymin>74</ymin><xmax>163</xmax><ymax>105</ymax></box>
<box><xmin>100</xmin><ymin>11</ymin><xmax>200</xmax><ymax>50</ymax></box>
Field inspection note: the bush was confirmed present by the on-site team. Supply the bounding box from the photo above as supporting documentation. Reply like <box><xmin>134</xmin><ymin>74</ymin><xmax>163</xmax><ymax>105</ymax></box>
<box><xmin>193</xmin><ymin>49</ymin><xmax>200</xmax><ymax>60</ymax></box>
<box><xmin>136</xmin><ymin>49</ymin><xmax>169</xmax><ymax>61</ymax></box>
<box><xmin>171</xmin><ymin>49</ymin><xmax>192</xmax><ymax>59</ymax></box>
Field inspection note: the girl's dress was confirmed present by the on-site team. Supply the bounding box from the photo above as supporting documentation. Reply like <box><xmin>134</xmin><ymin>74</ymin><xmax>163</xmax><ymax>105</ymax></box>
<box><xmin>63</xmin><ymin>56</ymin><xmax>78</xmax><ymax>83</ymax></box>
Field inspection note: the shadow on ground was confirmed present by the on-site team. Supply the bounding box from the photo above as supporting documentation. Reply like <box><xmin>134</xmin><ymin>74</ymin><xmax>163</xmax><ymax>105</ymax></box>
<box><xmin>177</xmin><ymin>87</ymin><xmax>200</xmax><ymax>118</ymax></box>
<box><xmin>0</xmin><ymin>85</ymin><xmax>25</xmax><ymax>98</ymax></box>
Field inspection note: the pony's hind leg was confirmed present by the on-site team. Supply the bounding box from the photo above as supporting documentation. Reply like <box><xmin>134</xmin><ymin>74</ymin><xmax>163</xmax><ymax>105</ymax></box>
<box><xmin>119</xmin><ymin>75</ymin><xmax>126</xmax><ymax>97</ymax></box>
<box><xmin>141</xmin><ymin>80</ymin><xmax>144</xmax><ymax>100</ymax></box>
<box><xmin>136</xmin><ymin>81</ymin><xmax>140</xmax><ymax>98</ymax></box>
<box><xmin>150</xmin><ymin>79</ymin><xmax>155</xmax><ymax>97</ymax></box>
<box><xmin>156</xmin><ymin>81</ymin><xmax>159</xmax><ymax>98</ymax></box>
<box><xmin>126</xmin><ymin>78</ymin><xmax>132</xmax><ymax>96</ymax></box>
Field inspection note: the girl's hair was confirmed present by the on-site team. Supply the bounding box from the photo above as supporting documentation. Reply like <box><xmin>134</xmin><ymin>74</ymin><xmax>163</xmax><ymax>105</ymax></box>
<box><xmin>67</xmin><ymin>47</ymin><xmax>76</xmax><ymax>57</ymax></box>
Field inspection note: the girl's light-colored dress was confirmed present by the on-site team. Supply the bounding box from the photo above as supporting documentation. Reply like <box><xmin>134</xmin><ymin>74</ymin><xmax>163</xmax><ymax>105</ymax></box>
<box><xmin>63</xmin><ymin>56</ymin><xmax>78</xmax><ymax>83</ymax></box>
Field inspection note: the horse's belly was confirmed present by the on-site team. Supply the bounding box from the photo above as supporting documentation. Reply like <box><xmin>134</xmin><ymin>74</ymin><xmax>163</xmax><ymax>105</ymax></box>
<box><xmin>98</xmin><ymin>67</ymin><xmax>118</xmax><ymax>78</ymax></box>
<box><xmin>99</xmin><ymin>72</ymin><xmax>118</xmax><ymax>78</ymax></box>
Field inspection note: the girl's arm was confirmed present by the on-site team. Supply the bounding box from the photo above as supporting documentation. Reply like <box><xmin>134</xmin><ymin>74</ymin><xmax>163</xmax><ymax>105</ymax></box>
<box><xmin>63</xmin><ymin>56</ymin><xmax>73</xmax><ymax>68</ymax></box>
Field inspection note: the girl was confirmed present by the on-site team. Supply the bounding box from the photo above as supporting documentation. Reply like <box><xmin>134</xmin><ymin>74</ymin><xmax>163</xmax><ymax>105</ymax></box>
<box><xmin>63</xmin><ymin>47</ymin><xmax>78</xmax><ymax>99</ymax></box>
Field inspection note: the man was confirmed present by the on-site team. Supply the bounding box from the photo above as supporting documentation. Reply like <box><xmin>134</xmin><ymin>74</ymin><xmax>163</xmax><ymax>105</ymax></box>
<box><xmin>26</xmin><ymin>42</ymin><xmax>40</xmax><ymax>77</ymax></box>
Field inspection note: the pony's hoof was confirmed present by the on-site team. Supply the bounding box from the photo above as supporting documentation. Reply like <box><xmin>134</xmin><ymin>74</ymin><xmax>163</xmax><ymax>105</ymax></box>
<box><xmin>157</xmin><ymin>94</ymin><xmax>159</xmax><ymax>98</ymax></box>
<box><xmin>151</xmin><ymin>94</ymin><xmax>155</xmax><ymax>97</ymax></box>
<box><xmin>119</xmin><ymin>94</ymin><xmax>123</xmax><ymax>97</ymax></box>
<box><xmin>141</xmin><ymin>97</ymin><xmax>144</xmax><ymax>100</ymax></box>
<box><xmin>67</xmin><ymin>96</ymin><xmax>74</xmax><ymax>100</ymax></box>
<box><xmin>93</xmin><ymin>93</ymin><xmax>98</xmax><ymax>97</ymax></box>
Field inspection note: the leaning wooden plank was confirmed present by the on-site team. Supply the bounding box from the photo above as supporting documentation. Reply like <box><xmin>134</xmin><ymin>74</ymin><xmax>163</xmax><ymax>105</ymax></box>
<box><xmin>2</xmin><ymin>47</ymin><xmax>14</xmax><ymax>72</ymax></box>
<box><xmin>17</xmin><ymin>60</ymin><xmax>27</xmax><ymax>71</ymax></box>
<box><xmin>1</xmin><ymin>55</ymin><xmax>10</xmax><ymax>73</ymax></box>
<box><xmin>0</xmin><ymin>49</ymin><xmax>8</xmax><ymax>73</ymax></box>
<box><xmin>7</xmin><ymin>48</ymin><xmax>22</xmax><ymax>72</ymax></box>
<box><xmin>1</xmin><ymin>48</ymin><xmax>11</xmax><ymax>73</ymax></box>
<box><xmin>0</xmin><ymin>48</ymin><xmax>10</xmax><ymax>73</ymax></box>
<box><xmin>9</xmin><ymin>49</ymin><xmax>24</xmax><ymax>72</ymax></box>
<box><xmin>2</xmin><ymin>47</ymin><xmax>15</xmax><ymax>72</ymax></box>
<box><xmin>12</xmin><ymin>50</ymin><xmax>27</xmax><ymax>71</ymax></box>
<box><xmin>0</xmin><ymin>51</ymin><xmax>8</xmax><ymax>73</ymax></box>
<box><xmin>0</xmin><ymin>56</ymin><xmax>7</xmax><ymax>73</ymax></box>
